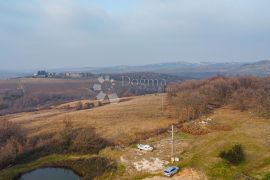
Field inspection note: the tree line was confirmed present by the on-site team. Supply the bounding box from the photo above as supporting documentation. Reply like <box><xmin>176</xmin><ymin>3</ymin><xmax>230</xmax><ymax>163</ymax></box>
<box><xmin>167</xmin><ymin>76</ymin><xmax>270</xmax><ymax>122</ymax></box>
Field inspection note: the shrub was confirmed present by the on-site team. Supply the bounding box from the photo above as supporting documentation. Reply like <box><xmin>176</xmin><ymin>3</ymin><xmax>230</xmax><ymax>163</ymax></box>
<box><xmin>71</xmin><ymin>128</ymin><xmax>108</xmax><ymax>153</ymax></box>
<box><xmin>0</xmin><ymin>120</ymin><xmax>26</xmax><ymax>169</ymax></box>
<box><xmin>59</xmin><ymin>116</ymin><xmax>73</xmax><ymax>150</ymax></box>
<box><xmin>263</xmin><ymin>173</ymin><xmax>270</xmax><ymax>180</ymax></box>
<box><xmin>219</xmin><ymin>144</ymin><xmax>245</xmax><ymax>165</ymax></box>
<box><xmin>0</xmin><ymin>119</ymin><xmax>25</xmax><ymax>146</ymax></box>
<box><xmin>0</xmin><ymin>103</ymin><xmax>9</xmax><ymax>110</ymax></box>
<box><xmin>85</xmin><ymin>102</ymin><xmax>95</xmax><ymax>109</ymax></box>
<box><xmin>98</xmin><ymin>101</ymin><xmax>103</xmax><ymax>106</ymax></box>
<box><xmin>76</xmin><ymin>101</ymin><xmax>83</xmax><ymax>110</ymax></box>
<box><xmin>181</xmin><ymin>123</ymin><xmax>210</xmax><ymax>135</ymax></box>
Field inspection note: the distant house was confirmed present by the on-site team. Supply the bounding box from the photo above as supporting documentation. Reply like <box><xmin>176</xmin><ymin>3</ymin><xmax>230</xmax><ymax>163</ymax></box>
<box><xmin>32</xmin><ymin>71</ymin><xmax>84</xmax><ymax>79</ymax></box>
<box><xmin>65</xmin><ymin>72</ymin><xmax>82</xmax><ymax>78</ymax></box>
<box><xmin>33</xmin><ymin>71</ymin><xmax>57</xmax><ymax>78</ymax></box>
<box><xmin>35</xmin><ymin>70</ymin><xmax>49</xmax><ymax>78</ymax></box>
<box><xmin>48</xmin><ymin>72</ymin><xmax>56</xmax><ymax>77</ymax></box>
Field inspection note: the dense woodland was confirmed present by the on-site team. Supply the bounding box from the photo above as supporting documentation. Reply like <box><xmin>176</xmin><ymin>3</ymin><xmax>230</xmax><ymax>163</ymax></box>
<box><xmin>167</xmin><ymin>76</ymin><xmax>270</xmax><ymax>122</ymax></box>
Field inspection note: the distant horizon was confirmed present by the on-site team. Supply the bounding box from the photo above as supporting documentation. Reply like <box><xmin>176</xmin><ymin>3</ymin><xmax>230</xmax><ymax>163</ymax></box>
<box><xmin>0</xmin><ymin>59</ymin><xmax>268</xmax><ymax>71</ymax></box>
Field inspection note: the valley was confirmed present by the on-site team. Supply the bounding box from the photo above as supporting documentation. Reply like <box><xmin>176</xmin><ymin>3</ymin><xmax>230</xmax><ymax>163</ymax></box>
<box><xmin>0</xmin><ymin>92</ymin><xmax>270</xmax><ymax>179</ymax></box>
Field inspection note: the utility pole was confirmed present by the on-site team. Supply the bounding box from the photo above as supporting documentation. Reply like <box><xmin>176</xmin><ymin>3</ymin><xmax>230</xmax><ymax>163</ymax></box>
<box><xmin>161</xmin><ymin>95</ymin><xmax>164</xmax><ymax>113</ymax></box>
<box><xmin>171</xmin><ymin>124</ymin><xmax>175</xmax><ymax>163</ymax></box>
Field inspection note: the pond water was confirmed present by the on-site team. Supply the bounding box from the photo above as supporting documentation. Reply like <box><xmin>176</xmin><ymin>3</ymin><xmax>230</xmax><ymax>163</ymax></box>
<box><xmin>19</xmin><ymin>167</ymin><xmax>80</xmax><ymax>180</ymax></box>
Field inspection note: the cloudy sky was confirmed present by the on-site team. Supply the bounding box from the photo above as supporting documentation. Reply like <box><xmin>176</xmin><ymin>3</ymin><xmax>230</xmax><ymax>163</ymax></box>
<box><xmin>0</xmin><ymin>0</ymin><xmax>270</xmax><ymax>70</ymax></box>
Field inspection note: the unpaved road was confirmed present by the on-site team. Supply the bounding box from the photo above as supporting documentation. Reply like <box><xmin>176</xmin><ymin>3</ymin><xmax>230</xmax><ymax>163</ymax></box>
<box><xmin>115</xmin><ymin>132</ymin><xmax>207</xmax><ymax>179</ymax></box>
<box><xmin>144</xmin><ymin>168</ymin><xmax>207</xmax><ymax>180</ymax></box>
<box><xmin>119</xmin><ymin>135</ymin><xmax>189</xmax><ymax>173</ymax></box>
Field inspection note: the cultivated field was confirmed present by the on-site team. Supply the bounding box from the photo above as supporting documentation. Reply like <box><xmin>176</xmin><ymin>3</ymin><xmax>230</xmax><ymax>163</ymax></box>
<box><xmin>0</xmin><ymin>78</ymin><xmax>94</xmax><ymax>96</ymax></box>
<box><xmin>0</xmin><ymin>78</ymin><xmax>97</xmax><ymax>115</ymax></box>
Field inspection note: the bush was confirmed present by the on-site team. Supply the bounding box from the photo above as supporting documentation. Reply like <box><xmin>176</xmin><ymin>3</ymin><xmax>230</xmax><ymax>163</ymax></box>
<box><xmin>85</xmin><ymin>102</ymin><xmax>95</xmax><ymax>109</ymax></box>
<box><xmin>263</xmin><ymin>173</ymin><xmax>270</xmax><ymax>180</ymax></box>
<box><xmin>0</xmin><ymin>120</ymin><xmax>26</xmax><ymax>169</ymax></box>
<box><xmin>76</xmin><ymin>101</ymin><xmax>83</xmax><ymax>110</ymax></box>
<box><xmin>71</xmin><ymin>128</ymin><xmax>108</xmax><ymax>153</ymax></box>
<box><xmin>0</xmin><ymin>103</ymin><xmax>9</xmax><ymax>110</ymax></box>
<box><xmin>219</xmin><ymin>144</ymin><xmax>245</xmax><ymax>165</ymax></box>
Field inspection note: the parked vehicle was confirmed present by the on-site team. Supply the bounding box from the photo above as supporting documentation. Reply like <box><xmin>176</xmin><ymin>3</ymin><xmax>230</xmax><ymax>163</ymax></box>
<box><xmin>137</xmin><ymin>144</ymin><xmax>154</xmax><ymax>151</ymax></box>
<box><xmin>163</xmin><ymin>166</ymin><xmax>180</xmax><ymax>177</ymax></box>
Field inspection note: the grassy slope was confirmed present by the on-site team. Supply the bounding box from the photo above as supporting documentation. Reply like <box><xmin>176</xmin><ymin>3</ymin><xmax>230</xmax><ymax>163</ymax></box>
<box><xmin>1</xmin><ymin>95</ymin><xmax>270</xmax><ymax>179</ymax></box>
<box><xmin>0</xmin><ymin>94</ymin><xmax>170</xmax><ymax>180</ymax></box>
<box><xmin>6</xmin><ymin>94</ymin><xmax>171</xmax><ymax>144</ymax></box>
<box><xmin>177</xmin><ymin>107</ymin><xmax>270</xmax><ymax>179</ymax></box>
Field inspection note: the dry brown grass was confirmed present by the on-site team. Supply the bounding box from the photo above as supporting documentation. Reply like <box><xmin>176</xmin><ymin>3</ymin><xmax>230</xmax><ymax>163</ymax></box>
<box><xmin>2</xmin><ymin>94</ymin><xmax>270</xmax><ymax>179</ymax></box>
<box><xmin>0</xmin><ymin>78</ymin><xmax>94</xmax><ymax>95</ymax></box>
<box><xmin>5</xmin><ymin>94</ymin><xmax>172</xmax><ymax>145</ymax></box>
<box><xmin>179</xmin><ymin>107</ymin><xmax>270</xmax><ymax>179</ymax></box>
<box><xmin>181</xmin><ymin>123</ymin><xmax>211</xmax><ymax>135</ymax></box>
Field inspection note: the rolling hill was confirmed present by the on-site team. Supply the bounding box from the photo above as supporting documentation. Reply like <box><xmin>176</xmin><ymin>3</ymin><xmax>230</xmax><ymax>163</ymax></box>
<box><xmin>1</xmin><ymin>60</ymin><xmax>270</xmax><ymax>80</ymax></box>
<box><xmin>1</xmin><ymin>94</ymin><xmax>270</xmax><ymax>179</ymax></box>
<box><xmin>49</xmin><ymin>60</ymin><xmax>270</xmax><ymax>79</ymax></box>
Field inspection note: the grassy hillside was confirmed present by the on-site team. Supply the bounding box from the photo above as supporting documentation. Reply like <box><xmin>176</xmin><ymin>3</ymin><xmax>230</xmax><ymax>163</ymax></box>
<box><xmin>177</xmin><ymin>107</ymin><xmax>270</xmax><ymax>179</ymax></box>
<box><xmin>6</xmin><ymin>94</ymin><xmax>171</xmax><ymax>144</ymax></box>
<box><xmin>1</xmin><ymin>94</ymin><xmax>270</xmax><ymax>179</ymax></box>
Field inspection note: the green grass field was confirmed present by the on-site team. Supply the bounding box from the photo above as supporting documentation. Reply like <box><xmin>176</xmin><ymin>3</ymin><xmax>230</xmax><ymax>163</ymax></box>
<box><xmin>176</xmin><ymin>107</ymin><xmax>270</xmax><ymax>180</ymax></box>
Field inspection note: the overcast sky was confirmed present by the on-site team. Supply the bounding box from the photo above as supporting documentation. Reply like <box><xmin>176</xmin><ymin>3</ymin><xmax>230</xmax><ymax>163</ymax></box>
<box><xmin>0</xmin><ymin>0</ymin><xmax>270</xmax><ymax>70</ymax></box>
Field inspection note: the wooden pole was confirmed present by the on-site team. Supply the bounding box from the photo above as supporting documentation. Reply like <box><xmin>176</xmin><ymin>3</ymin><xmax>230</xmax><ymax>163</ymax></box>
<box><xmin>171</xmin><ymin>124</ymin><xmax>174</xmax><ymax>162</ymax></box>
<box><xmin>162</xmin><ymin>96</ymin><xmax>164</xmax><ymax>113</ymax></box>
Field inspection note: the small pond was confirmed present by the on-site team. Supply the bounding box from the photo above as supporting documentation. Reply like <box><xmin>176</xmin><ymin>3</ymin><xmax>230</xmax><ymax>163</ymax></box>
<box><xmin>19</xmin><ymin>167</ymin><xmax>80</xmax><ymax>180</ymax></box>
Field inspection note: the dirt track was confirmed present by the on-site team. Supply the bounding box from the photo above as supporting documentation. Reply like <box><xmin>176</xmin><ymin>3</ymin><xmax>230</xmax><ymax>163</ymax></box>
<box><xmin>144</xmin><ymin>168</ymin><xmax>207</xmax><ymax>180</ymax></box>
<box><xmin>120</xmin><ymin>136</ymin><xmax>189</xmax><ymax>173</ymax></box>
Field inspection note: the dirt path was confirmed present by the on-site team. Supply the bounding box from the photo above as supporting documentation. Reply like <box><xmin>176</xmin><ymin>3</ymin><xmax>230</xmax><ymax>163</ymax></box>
<box><xmin>144</xmin><ymin>168</ymin><xmax>207</xmax><ymax>180</ymax></box>
<box><xmin>109</xmin><ymin>131</ymin><xmax>208</xmax><ymax>179</ymax></box>
<box><xmin>118</xmin><ymin>135</ymin><xmax>189</xmax><ymax>173</ymax></box>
